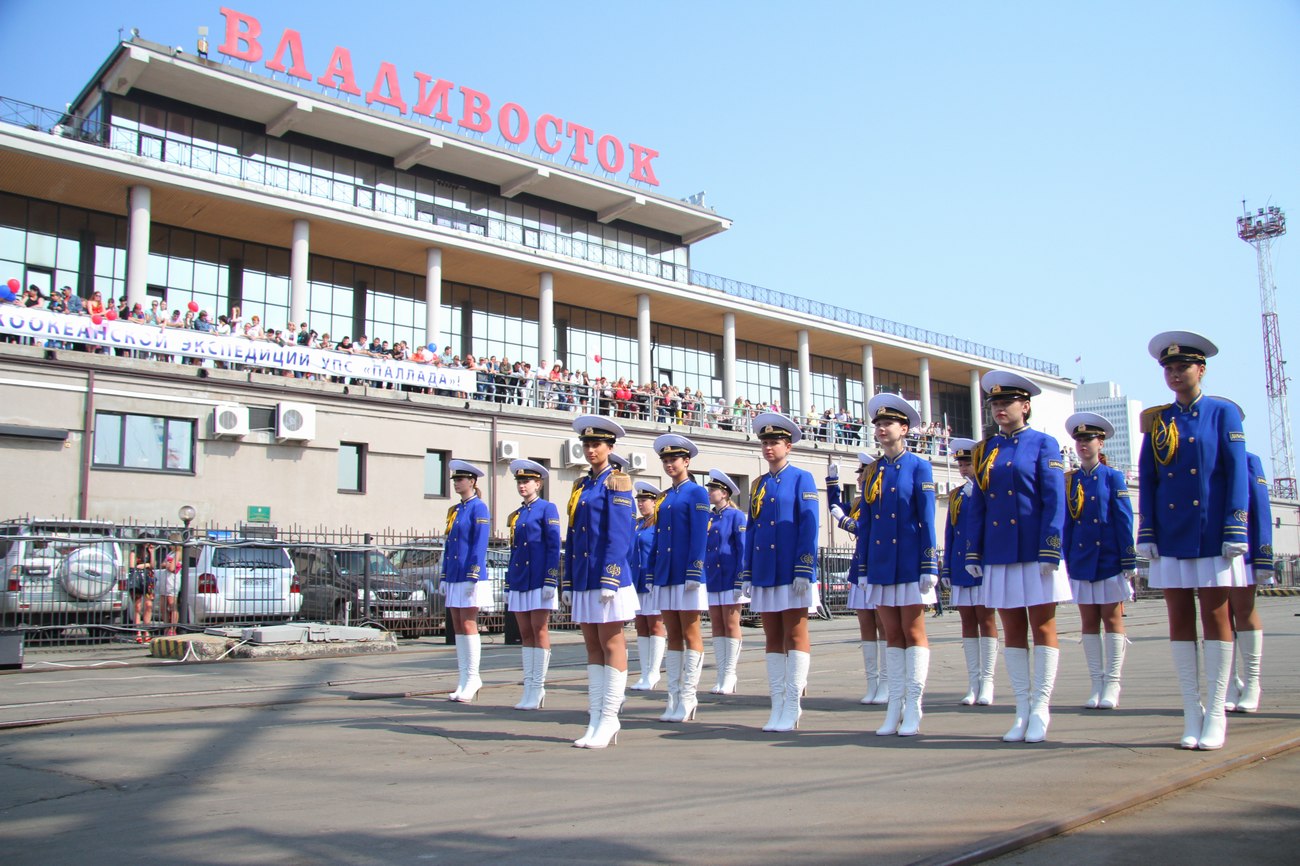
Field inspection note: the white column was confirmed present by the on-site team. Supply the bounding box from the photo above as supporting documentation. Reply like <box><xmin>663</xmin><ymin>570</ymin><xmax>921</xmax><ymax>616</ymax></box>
<box><xmin>637</xmin><ymin>293</ymin><xmax>652</xmax><ymax>385</ymax></box>
<box><xmin>918</xmin><ymin>357</ymin><xmax>932</xmax><ymax>425</ymax></box>
<box><xmin>425</xmin><ymin>247</ymin><xmax>443</xmax><ymax>350</ymax></box>
<box><xmin>861</xmin><ymin>345</ymin><xmax>875</xmax><ymax>405</ymax></box>
<box><xmin>722</xmin><ymin>312</ymin><xmax>737</xmax><ymax>406</ymax></box>
<box><xmin>537</xmin><ymin>271</ymin><xmax>554</xmax><ymax>369</ymax></box>
<box><xmin>970</xmin><ymin>369</ymin><xmax>983</xmax><ymax>439</ymax></box>
<box><xmin>124</xmin><ymin>186</ymin><xmax>151</xmax><ymax>308</ymax></box>
<box><xmin>290</xmin><ymin>219</ymin><xmax>310</xmax><ymax>327</ymax></box>
<box><xmin>797</xmin><ymin>329</ymin><xmax>811</xmax><ymax>420</ymax></box>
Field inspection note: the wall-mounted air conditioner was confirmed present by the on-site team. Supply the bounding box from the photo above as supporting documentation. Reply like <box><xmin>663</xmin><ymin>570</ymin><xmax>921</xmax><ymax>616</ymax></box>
<box><xmin>629</xmin><ymin>452</ymin><xmax>648</xmax><ymax>473</ymax></box>
<box><xmin>496</xmin><ymin>440</ymin><xmax>520</xmax><ymax>462</ymax></box>
<box><xmin>211</xmin><ymin>403</ymin><xmax>249</xmax><ymax>437</ymax></box>
<box><xmin>563</xmin><ymin>438</ymin><xmax>585</xmax><ymax>467</ymax></box>
<box><xmin>276</xmin><ymin>402</ymin><xmax>316</xmax><ymax>442</ymax></box>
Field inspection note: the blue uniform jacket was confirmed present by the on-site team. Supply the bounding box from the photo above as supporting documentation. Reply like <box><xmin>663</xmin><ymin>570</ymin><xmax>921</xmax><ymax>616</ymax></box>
<box><xmin>965</xmin><ymin>427</ymin><xmax>1066</xmax><ymax>567</ymax></box>
<box><xmin>860</xmin><ymin>452</ymin><xmax>938</xmax><ymax>585</ymax></box>
<box><xmin>632</xmin><ymin>518</ymin><xmax>656</xmax><ymax>594</ymax></box>
<box><xmin>1062</xmin><ymin>463</ymin><xmax>1136</xmax><ymax>582</ymax></box>
<box><xmin>705</xmin><ymin>506</ymin><xmax>748</xmax><ymax>593</ymax></box>
<box><xmin>1247</xmin><ymin>452</ymin><xmax>1275</xmax><ymax>573</ymax></box>
<box><xmin>442</xmin><ymin>495</ymin><xmax>490</xmax><ymax>583</ymax></box>
<box><xmin>943</xmin><ymin>481</ymin><xmax>980</xmax><ymax>586</ymax></box>
<box><xmin>562</xmin><ymin>466</ymin><xmax>635</xmax><ymax>592</ymax></box>
<box><xmin>648</xmin><ymin>479</ymin><xmax>710</xmax><ymax>586</ymax></box>
<box><xmin>1137</xmin><ymin>395</ymin><xmax>1248</xmax><ymax>558</ymax></box>
<box><xmin>506</xmin><ymin>498</ymin><xmax>561</xmax><ymax>592</ymax></box>
<box><xmin>741</xmin><ymin>464</ymin><xmax>820</xmax><ymax>587</ymax></box>
<box><xmin>827</xmin><ymin>478</ymin><xmax>870</xmax><ymax>583</ymax></box>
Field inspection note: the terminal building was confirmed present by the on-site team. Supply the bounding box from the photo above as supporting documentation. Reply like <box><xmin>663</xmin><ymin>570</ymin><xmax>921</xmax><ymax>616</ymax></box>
<box><xmin>1073</xmin><ymin>381</ymin><xmax>1142</xmax><ymax>473</ymax></box>
<box><xmin>0</xmin><ymin>21</ymin><xmax>1116</xmax><ymax>544</ymax></box>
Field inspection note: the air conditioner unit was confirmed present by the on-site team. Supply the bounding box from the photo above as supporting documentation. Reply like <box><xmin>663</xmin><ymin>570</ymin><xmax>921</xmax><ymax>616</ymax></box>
<box><xmin>563</xmin><ymin>438</ymin><xmax>585</xmax><ymax>467</ymax></box>
<box><xmin>275</xmin><ymin>402</ymin><xmax>316</xmax><ymax>442</ymax></box>
<box><xmin>496</xmin><ymin>440</ymin><xmax>520</xmax><ymax>462</ymax></box>
<box><xmin>211</xmin><ymin>403</ymin><xmax>249</xmax><ymax>437</ymax></box>
<box><xmin>629</xmin><ymin>452</ymin><xmax>648</xmax><ymax>473</ymax></box>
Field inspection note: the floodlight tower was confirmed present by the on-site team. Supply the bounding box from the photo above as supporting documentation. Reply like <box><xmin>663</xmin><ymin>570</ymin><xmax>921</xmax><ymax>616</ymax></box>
<box><xmin>1237</xmin><ymin>202</ymin><xmax>1297</xmax><ymax>499</ymax></box>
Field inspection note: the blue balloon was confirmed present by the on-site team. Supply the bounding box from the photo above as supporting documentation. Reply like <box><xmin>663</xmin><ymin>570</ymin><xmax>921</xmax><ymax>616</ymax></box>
<box><xmin>0</xmin><ymin>287</ymin><xmax>14</xmax><ymax>302</ymax></box>
<box><xmin>427</xmin><ymin>343</ymin><xmax>437</xmax><ymax>352</ymax></box>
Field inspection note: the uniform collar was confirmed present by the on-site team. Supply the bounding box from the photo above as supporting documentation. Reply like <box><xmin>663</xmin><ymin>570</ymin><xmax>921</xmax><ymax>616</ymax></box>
<box><xmin>1175</xmin><ymin>391</ymin><xmax>1204</xmax><ymax>412</ymax></box>
<box><xmin>766</xmin><ymin>462</ymin><xmax>791</xmax><ymax>480</ymax></box>
<box><xmin>997</xmin><ymin>425</ymin><xmax>1029</xmax><ymax>438</ymax></box>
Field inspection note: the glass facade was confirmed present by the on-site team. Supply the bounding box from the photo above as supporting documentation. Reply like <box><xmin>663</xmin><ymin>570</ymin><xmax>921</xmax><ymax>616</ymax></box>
<box><xmin>92</xmin><ymin>411</ymin><xmax>195</xmax><ymax>474</ymax></box>
<box><xmin>652</xmin><ymin>324</ymin><xmax>721</xmax><ymax>398</ymax></box>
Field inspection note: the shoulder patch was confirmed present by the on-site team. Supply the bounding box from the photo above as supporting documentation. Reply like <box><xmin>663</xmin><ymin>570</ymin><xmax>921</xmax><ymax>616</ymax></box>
<box><xmin>1229</xmin><ymin>431</ymin><xmax>1246</xmax><ymax>442</ymax></box>
<box><xmin>696</xmin><ymin>503</ymin><xmax>711</xmax><ymax>511</ymax></box>
<box><xmin>1048</xmin><ymin>460</ymin><xmax>1065</xmax><ymax>471</ymax></box>
<box><xmin>921</xmin><ymin>481</ymin><xmax>935</xmax><ymax>491</ymax></box>
<box><xmin>1116</xmin><ymin>489</ymin><xmax>1129</xmax><ymax>498</ymax></box>
<box><xmin>612</xmin><ymin>495</ymin><xmax>633</xmax><ymax>508</ymax></box>
<box><xmin>802</xmin><ymin>492</ymin><xmax>819</xmax><ymax>500</ymax></box>
<box><xmin>1140</xmin><ymin>404</ymin><xmax>1170</xmax><ymax>434</ymax></box>
<box><xmin>605</xmin><ymin>470</ymin><xmax>633</xmax><ymax>492</ymax></box>
<box><xmin>547</xmin><ymin>518</ymin><xmax>561</xmax><ymax>525</ymax></box>
<box><xmin>475</xmin><ymin>518</ymin><xmax>490</xmax><ymax>524</ymax></box>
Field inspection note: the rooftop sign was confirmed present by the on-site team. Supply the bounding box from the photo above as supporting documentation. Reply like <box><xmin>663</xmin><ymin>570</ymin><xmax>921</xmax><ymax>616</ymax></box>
<box><xmin>217</xmin><ymin>7</ymin><xmax>662</xmax><ymax>187</ymax></box>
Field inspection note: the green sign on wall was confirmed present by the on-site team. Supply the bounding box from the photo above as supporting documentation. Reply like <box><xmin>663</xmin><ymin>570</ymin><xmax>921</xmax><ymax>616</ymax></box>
<box><xmin>246</xmin><ymin>506</ymin><xmax>271</xmax><ymax>523</ymax></box>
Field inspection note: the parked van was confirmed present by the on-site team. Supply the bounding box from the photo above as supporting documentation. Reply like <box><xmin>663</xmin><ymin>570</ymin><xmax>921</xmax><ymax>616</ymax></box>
<box><xmin>0</xmin><ymin>519</ymin><xmax>128</xmax><ymax>629</ymax></box>
<box><xmin>288</xmin><ymin>546</ymin><xmax>428</xmax><ymax>635</ymax></box>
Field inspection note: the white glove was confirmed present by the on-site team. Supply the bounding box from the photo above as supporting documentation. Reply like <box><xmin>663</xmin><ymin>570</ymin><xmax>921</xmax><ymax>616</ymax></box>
<box><xmin>1120</xmin><ymin>569</ymin><xmax>1136</xmax><ymax>581</ymax></box>
<box><xmin>733</xmin><ymin>588</ymin><xmax>746</xmax><ymax>604</ymax></box>
<box><xmin>541</xmin><ymin>585</ymin><xmax>556</xmax><ymax>602</ymax></box>
<box><xmin>1222</xmin><ymin>541</ymin><xmax>1249</xmax><ymax>559</ymax></box>
<box><xmin>1136</xmin><ymin>542</ymin><xmax>1159</xmax><ymax>560</ymax></box>
<box><xmin>940</xmin><ymin>576</ymin><xmax>952</xmax><ymax>591</ymax></box>
<box><xmin>792</xmin><ymin>577</ymin><xmax>810</xmax><ymax>596</ymax></box>
<box><xmin>965</xmin><ymin>564</ymin><xmax>983</xmax><ymax>580</ymax></box>
<box><xmin>1259</xmin><ymin>572</ymin><xmax>1276</xmax><ymax>586</ymax></box>
<box><xmin>561</xmin><ymin>590</ymin><xmax>573</xmax><ymax>607</ymax></box>
<box><xmin>741</xmin><ymin>581</ymin><xmax>752</xmax><ymax>597</ymax></box>
<box><xmin>856</xmin><ymin>577</ymin><xmax>869</xmax><ymax>591</ymax></box>
<box><xmin>600</xmin><ymin>587</ymin><xmax>616</xmax><ymax>603</ymax></box>
<box><xmin>826</xmin><ymin>464</ymin><xmax>839</xmax><ymax>483</ymax></box>
<box><xmin>684</xmin><ymin>579</ymin><xmax>701</xmax><ymax>593</ymax></box>
<box><xmin>435</xmin><ymin>581</ymin><xmax>447</xmax><ymax>596</ymax></box>
<box><xmin>918</xmin><ymin>573</ymin><xmax>937</xmax><ymax>593</ymax></box>
<box><xmin>830</xmin><ymin>504</ymin><xmax>846</xmax><ymax>523</ymax></box>
<box><xmin>1039</xmin><ymin>562</ymin><xmax>1058</xmax><ymax>578</ymax></box>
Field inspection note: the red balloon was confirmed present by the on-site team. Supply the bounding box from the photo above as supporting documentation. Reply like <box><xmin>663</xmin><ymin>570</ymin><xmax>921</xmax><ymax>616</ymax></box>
<box><xmin>91</xmin><ymin>314</ymin><xmax>103</xmax><ymax>325</ymax></box>
<box><xmin>104</xmin><ymin>309</ymin><xmax>118</xmax><ymax>321</ymax></box>
<box><xmin>187</xmin><ymin>300</ymin><xmax>199</xmax><ymax>313</ymax></box>
<box><xmin>593</xmin><ymin>354</ymin><xmax>602</xmax><ymax>363</ymax></box>
<box><xmin>5</xmin><ymin>278</ymin><xmax>18</xmax><ymax>292</ymax></box>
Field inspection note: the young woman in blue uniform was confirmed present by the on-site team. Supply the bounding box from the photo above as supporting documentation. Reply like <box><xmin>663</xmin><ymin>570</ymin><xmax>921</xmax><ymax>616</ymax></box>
<box><xmin>1226</xmin><ymin>449</ymin><xmax>1273</xmax><ymax>714</ymax></box>
<box><xmin>563</xmin><ymin>415</ymin><xmax>639</xmax><ymax>748</ymax></box>
<box><xmin>629</xmin><ymin>481</ymin><xmax>666</xmax><ymax>691</ymax></box>
<box><xmin>1062</xmin><ymin>413</ymin><xmax>1135</xmax><ymax>710</ymax></box>
<box><xmin>965</xmin><ymin>371</ymin><xmax>1070</xmax><ymax>743</ymax></box>
<box><xmin>704</xmin><ymin>468</ymin><xmax>748</xmax><ymax>695</ymax></box>
<box><xmin>741</xmin><ymin>412</ymin><xmax>820</xmax><ymax>733</ymax></box>
<box><xmin>443</xmin><ymin>460</ymin><xmax>492</xmax><ymax>703</ymax></box>
<box><xmin>942</xmin><ymin>438</ymin><xmax>999</xmax><ymax>707</ymax></box>
<box><xmin>860</xmin><ymin>394</ymin><xmax>938</xmax><ymax>737</ymax></box>
<box><xmin>1138</xmin><ymin>332</ymin><xmax>1249</xmax><ymax>750</ymax></box>
<box><xmin>827</xmin><ymin>453</ymin><xmax>890</xmax><ymax>705</ymax></box>
<box><xmin>505</xmin><ymin>459</ymin><xmax>562</xmax><ymax>711</ymax></box>
<box><xmin>647</xmin><ymin>433</ymin><xmax>711</xmax><ymax>722</ymax></box>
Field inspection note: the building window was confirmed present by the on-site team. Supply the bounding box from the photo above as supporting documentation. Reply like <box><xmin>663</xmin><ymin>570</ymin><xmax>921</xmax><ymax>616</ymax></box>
<box><xmin>92</xmin><ymin>411</ymin><xmax>195</xmax><ymax>474</ymax></box>
<box><xmin>338</xmin><ymin>442</ymin><xmax>366</xmax><ymax>493</ymax></box>
<box><xmin>424</xmin><ymin>450</ymin><xmax>448</xmax><ymax>498</ymax></box>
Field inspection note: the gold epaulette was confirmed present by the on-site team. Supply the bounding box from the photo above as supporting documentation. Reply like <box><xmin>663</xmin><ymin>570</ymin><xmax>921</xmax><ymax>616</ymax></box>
<box><xmin>605</xmin><ymin>469</ymin><xmax>633</xmax><ymax>492</ymax></box>
<box><xmin>1140</xmin><ymin>404</ymin><xmax>1170</xmax><ymax>434</ymax></box>
<box><xmin>1065</xmin><ymin>470</ymin><xmax>1075</xmax><ymax>486</ymax></box>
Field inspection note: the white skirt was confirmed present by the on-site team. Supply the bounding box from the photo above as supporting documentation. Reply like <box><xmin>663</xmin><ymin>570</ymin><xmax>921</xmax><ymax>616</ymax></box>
<box><xmin>949</xmin><ymin>584</ymin><xmax>984</xmax><ymax>608</ymax></box>
<box><xmin>507</xmin><ymin>587</ymin><xmax>558</xmax><ymax>613</ymax></box>
<box><xmin>636</xmin><ymin>592</ymin><xmax>661</xmax><ymax>617</ymax></box>
<box><xmin>846</xmin><ymin>583</ymin><xmax>876</xmax><ymax>610</ymax></box>
<box><xmin>445</xmin><ymin>579</ymin><xmax>493</xmax><ymax>609</ymax></box>
<box><xmin>749</xmin><ymin>582</ymin><xmax>821</xmax><ymax>614</ymax></box>
<box><xmin>984</xmin><ymin>562</ymin><xmax>1074</xmax><ymax>609</ymax></box>
<box><xmin>1070</xmin><ymin>575</ymin><xmax>1133</xmax><ymax>605</ymax></box>
<box><xmin>571</xmin><ymin>585</ymin><xmax>639</xmax><ymax>624</ymax></box>
<box><xmin>650</xmin><ymin>582</ymin><xmax>709</xmax><ymax>612</ymax></box>
<box><xmin>1245</xmin><ymin>565</ymin><xmax>1273</xmax><ymax>587</ymax></box>
<box><xmin>707</xmin><ymin>590</ymin><xmax>749</xmax><ymax>607</ymax></box>
<box><xmin>866</xmin><ymin>582</ymin><xmax>938</xmax><ymax>607</ymax></box>
<box><xmin>1149</xmin><ymin>555</ymin><xmax>1249</xmax><ymax>590</ymax></box>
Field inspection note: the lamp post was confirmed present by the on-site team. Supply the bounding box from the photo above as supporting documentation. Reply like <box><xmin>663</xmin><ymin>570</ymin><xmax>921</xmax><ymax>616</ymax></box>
<box><xmin>178</xmin><ymin>505</ymin><xmax>196</xmax><ymax>629</ymax></box>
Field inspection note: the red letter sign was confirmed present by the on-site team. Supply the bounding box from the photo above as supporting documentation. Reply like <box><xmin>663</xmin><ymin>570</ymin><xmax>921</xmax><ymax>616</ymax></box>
<box><xmin>265</xmin><ymin>29</ymin><xmax>310</xmax><ymax>80</ymax></box>
<box><xmin>218</xmin><ymin>7</ymin><xmax>262</xmax><ymax>62</ymax></box>
<box><xmin>366</xmin><ymin>62</ymin><xmax>408</xmax><ymax>114</ymax></box>
<box><xmin>317</xmin><ymin>46</ymin><xmax>362</xmax><ymax>96</ymax></box>
<box><xmin>458</xmin><ymin>87</ymin><xmax>492</xmax><ymax>133</ymax></box>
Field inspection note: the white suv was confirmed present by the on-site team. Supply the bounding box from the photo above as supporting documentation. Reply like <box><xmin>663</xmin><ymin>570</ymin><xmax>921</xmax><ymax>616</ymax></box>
<box><xmin>0</xmin><ymin>519</ymin><xmax>128</xmax><ymax>629</ymax></box>
<box><xmin>191</xmin><ymin>539</ymin><xmax>302</xmax><ymax>624</ymax></box>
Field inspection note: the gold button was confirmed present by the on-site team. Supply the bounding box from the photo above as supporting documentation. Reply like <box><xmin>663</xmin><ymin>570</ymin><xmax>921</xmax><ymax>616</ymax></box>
<box><xmin>891</xmin><ymin>487</ymin><xmax>896</xmax><ymax>492</ymax></box>
<box><xmin>1090</xmin><ymin>496</ymin><xmax>1096</xmax><ymax>501</ymax></box>
<box><xmin>1190</xmin><ymin>469</ymin><xmax>1197</xmax><ymax>475</ymax></box>
<box><xmin>993</xmin><ymin>521</ymin><xmax>999</xmax><ymax>527</ymax></box>
<box><xmin>1193</xmin><ymin>500</ymin><xmax>1199</xmax><ymax>506</ymax></box>
<box><xmin>990</xmin><ymin>493</ymin><xmax>996</xmax><ymax>498</ymax></box>
<box><xmin>1189</xmin><ymin>437</ymin><xmax>1195</xmax><ymax>443</ymax></box>
<box><xmin>1096</xmin><ymin>541</ymin><xmax>1101</xmax><ymax>546</ymax></box>
<box><xmin>1168</xmin><ymin>472</ymin><xmax>1174</xmax><ymax>478</ymax></box>
<box><xmin>1010</xmin><ymin>519</ymin><xmax>1017</xmax><ymax>525</ymax></box>
<box><xmin>892</xmin><ymin>539</ymin><xmax>897</xmax><ymax>544</ymax></box>
<box><xmin>1193</xmin><ymin>411</ymin><xmax>1198</xmax><ymax>417</ymax></box>
<box><xmin>1093</xmin><ymin>518</ymin><xmax>1099</xmax><ymax>524</ymax></box>
<box><xmin>1008</xmin><ymin>490</ymin><xmax>1014</xmax><ymax>496</ymax></box>
<box><xmin>1006</xmin><ymin>461</ymin><xmax>1012</xmax><ymax>467</ymax></box>
<box><xmin>1169</xmin><ymin>504</ymin><xmax>1175</xmax><ymax>509</ymax></box>
<box><xmin>891</xmin><ymin>513</ymin><xmax>896</xmax><ymax>518</ymax></box>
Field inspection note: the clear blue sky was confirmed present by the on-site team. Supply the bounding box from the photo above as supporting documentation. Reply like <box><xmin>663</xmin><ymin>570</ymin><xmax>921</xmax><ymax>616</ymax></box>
<box><xmin>2</xmin><ymin>0</ymin><xmax>1297</xmax><ymax>473</ymax></box>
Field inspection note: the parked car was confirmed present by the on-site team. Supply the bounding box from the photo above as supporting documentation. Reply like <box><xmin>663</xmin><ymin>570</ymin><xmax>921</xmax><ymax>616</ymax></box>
<box><xmin>388</xmin><ymin>540</ymin><xmax>508</xmax><ymax>619</ymax></box>
<box><xmin>819</xmin><ymin>553</ymin><xmax>853</xmax><ymax>617</ymax></box>
<box><xmin>0</xmin><ymin>519</ymin><xmax>128</xmax><ymax>630</ymax></box>
<box><xmin>190</xmin><ymin>537</ymin><xmax>302</xmax><ymax>624</ymax></box>
<box><xmin>288</xmin><ymin>546</ymin><xmax>428</xmax><ymax>635</ymax></box>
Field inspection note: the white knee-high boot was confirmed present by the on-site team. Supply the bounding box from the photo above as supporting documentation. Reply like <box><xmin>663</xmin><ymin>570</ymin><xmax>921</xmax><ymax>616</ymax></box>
<box><xmin>976</xmin><ymin>636</ymin><xmax>998</xmax><ymax>706</ymax></box>
<box><xmin>668</xmin><ymin>649</ymin><xmax>702</xmax><ymax>722</ymax></box>
<box><xmin>631</xmin><ymin>637</ymin><xmax>654</xmax><ymax>690</ymax></box>
<box><xmin>771</xmin><ymin>650</ymin><xmax>809</xmax><ymax>732</ymax></box>
<box><xmin>898</xmin><ymin>646</ymin><xmax>930</xmax><ymax>736</ymax></box>
<box><xmin>583</xmin><ymin>666</ymin><xmax>627</xmax><ymax>749</ymax></box>
<box><xmin>960</xmin><ymin>637</ymin><xmax>979</xmax><ymax>705</ymax></box>
<box><xmin>719</xmin><ymin>637</ymin><xmax>741</xmax><ymax>695</ymax></box>
<box><xmin>1171</xmin><ymin>640</ymin><xmax>1203</xmax><ymax>750</ymax></box>
<box><xmin>1098</xmin><ymin>632</ymin><xmax>1126</xmax><ymax>709</ymax></box>
<box><xmin>451</xmin><ymin>634</ymin><xmax>482</xmax><ymax>703</ymax></box>
<box><xmin>870</xmin><ymin>640</ymin><xmax>890</xmax><ymax>704</ymax></box>
<box><xmin>1002</xmin><ymin>646</ymin><xmax>1031</xmax><ymax>742</ymax></box>
<box><xmin>1024</xmin><ymin>645</ymin><xmax>1058</xmax><ymax>743</ymax></box>
<box><xmin>875</xmin><ymin>647</ymin><xmax>905</xmax><ymax>736</ymax></box>
<box><xmin>762</xmin><ymin>653</ymin><xmax>786</xmax><ymax>732</ymax></box>
<box><xmin>573</xmin><ymin>664</ymin><xmax>606</xmax><ymax>748</ymax></box>
<box><xmin>518</xmin><ymin>647</ymin><xmax>549</xmax><ymax>711</ymax></box>
<box><xmin>710</xmin><ymin>637</ymin><xmax>728</xmax><ymax>694</ymax></box>
<box><xmin>1081</xmin><ymin>633</ymin><xmax>1104</xmax><ymax>709</ymax></box>
<box><xmin>447</xmin><ymin>634</ymin><xmax>467</xmax><ymax>701</ymax></box>
<box><xmin>1232</xmin><ymin>629</ymin><xmax>1263</xmax><ymax>713</ymax></box>
<box><xmin>860</xmin><ymin>641</ymin><xmax>880</xmax><ymax>704</ymax></box>
<box><xmin>1199</xmin><ymin>639</ymin><xmax>1233</xmax><ymax>750</ymax></box>
<box><xmin>659</xmin><ymin>650</ymin><xmax>683</xmax><ymax>722</ymax></box>
<box><xmin>513</xmin><ymin>646</ymin><xmax>535</xmax><ymax>710</ymax></box>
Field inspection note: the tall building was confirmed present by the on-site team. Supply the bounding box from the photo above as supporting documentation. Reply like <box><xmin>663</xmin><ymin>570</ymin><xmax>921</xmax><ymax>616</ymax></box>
<box><xmin>1073</xmin><ymin>381</ymin><xmax>1142</xmax><ymax>472</ymax></box>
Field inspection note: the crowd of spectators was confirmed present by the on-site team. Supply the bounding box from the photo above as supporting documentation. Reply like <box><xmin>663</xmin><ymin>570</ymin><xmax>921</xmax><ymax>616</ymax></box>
<box><xmin>3</xmin><ymin>282</ymin><xmax>949</xmax><ymax>455</ymax></box>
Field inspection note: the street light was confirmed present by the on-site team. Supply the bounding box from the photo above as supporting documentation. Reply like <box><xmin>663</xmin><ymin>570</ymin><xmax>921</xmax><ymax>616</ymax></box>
<box><xmin>177</xmin><ymin>505</ymin><xmax>197</xmax><ymax>629</ymax></box>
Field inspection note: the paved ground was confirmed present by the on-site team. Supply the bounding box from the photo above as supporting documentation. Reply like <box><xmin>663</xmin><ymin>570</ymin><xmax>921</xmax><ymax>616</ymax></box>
<box><xmin>1</xmin><ymin>599</ymin><xmax>1297</xmax><ymax>865</ymax></box>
